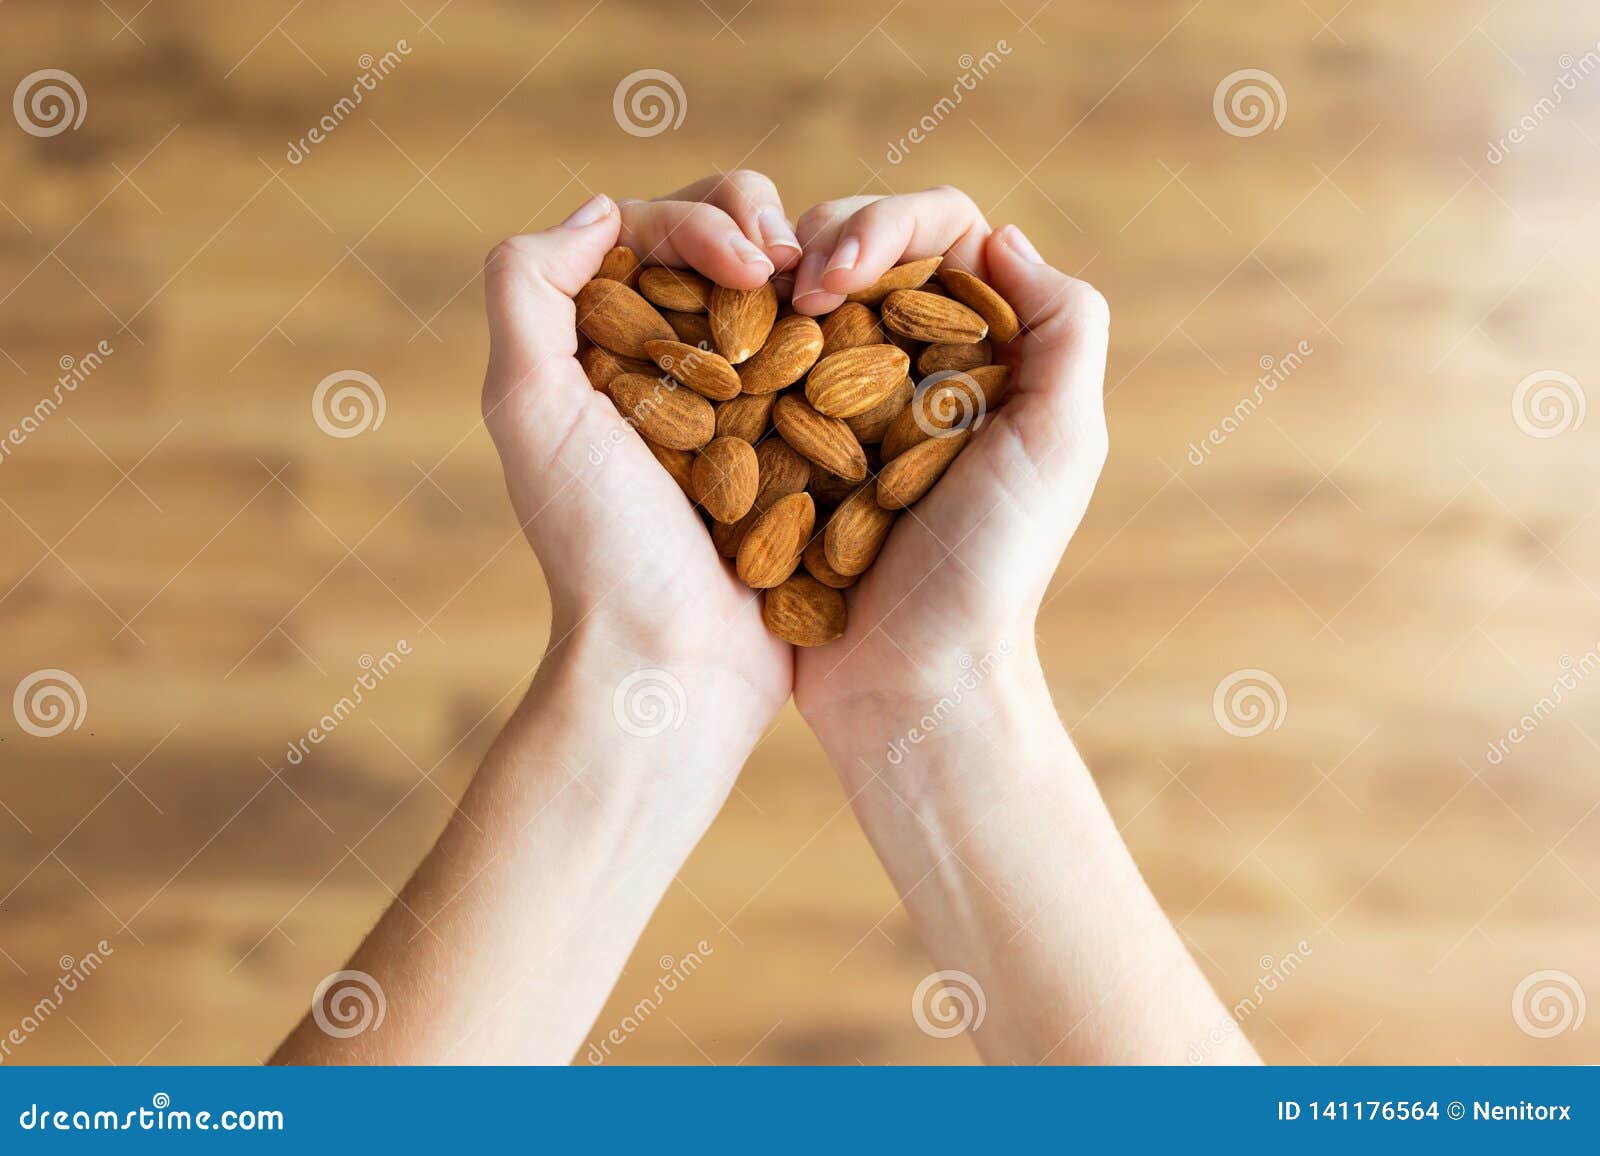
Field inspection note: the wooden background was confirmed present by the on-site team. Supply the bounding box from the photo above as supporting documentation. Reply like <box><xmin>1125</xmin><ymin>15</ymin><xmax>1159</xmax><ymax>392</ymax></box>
<box><xmin>2</xmin><ymin>0</ymin><xmax>1598</xmax><ymax>1065</ymax></box>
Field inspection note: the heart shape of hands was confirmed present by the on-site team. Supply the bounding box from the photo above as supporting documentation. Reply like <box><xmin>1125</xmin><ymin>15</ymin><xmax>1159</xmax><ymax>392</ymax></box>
<box><xmin>481</xmin><ymin>175</ymin><xmax>1110</xmax><ymax>669</ymax></box>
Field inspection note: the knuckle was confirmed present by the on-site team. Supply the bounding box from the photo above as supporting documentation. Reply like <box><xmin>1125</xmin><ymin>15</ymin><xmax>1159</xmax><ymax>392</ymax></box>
<box><xmin>1063</xmin><ymin>280</ymin><xmax>1111</xmax><ymax>330</ymax></box>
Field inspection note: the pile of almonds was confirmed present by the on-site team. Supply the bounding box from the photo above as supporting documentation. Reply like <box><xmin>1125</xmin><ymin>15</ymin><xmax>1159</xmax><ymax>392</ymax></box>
<box><xmin>575</xmin><ymin>245</ymin><xmax>1020</xmax><ymax>646</ymax></box>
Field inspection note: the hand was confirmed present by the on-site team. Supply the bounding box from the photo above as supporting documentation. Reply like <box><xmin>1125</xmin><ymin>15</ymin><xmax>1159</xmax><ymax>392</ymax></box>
<box><xmin>786</xmin><ymin>188</ymin><xmax>1111</xmax><ymax>762</ymax></box>
<box><xmin>480</xmin><ymin>173</ymin><xmax>804</xmax><ymax>791</ymax></box>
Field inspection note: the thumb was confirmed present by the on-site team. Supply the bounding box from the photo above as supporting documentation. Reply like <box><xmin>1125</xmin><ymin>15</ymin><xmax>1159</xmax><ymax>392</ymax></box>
<box><xmin>981</xmin><ymin>224</ymin><xmax>1110</xmax><ymax>488</ymax></box>
<box><xmin>483</xmin><ymin>194</ymin><xmax>621</xmax><ymax>404</ymax></box>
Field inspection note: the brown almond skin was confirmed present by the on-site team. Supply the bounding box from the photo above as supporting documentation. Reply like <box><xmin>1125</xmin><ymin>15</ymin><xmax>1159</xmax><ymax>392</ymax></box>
<box><xmin>643</xmin><ymin>339</ymin><xmax>742</xmax><ymax>401</ymax></box>
<box><xmin>579</xmin><ymin>346</ymin><xmax>656</xmax><ymax>395</ymax></box>
<box><xmin>939</xmin><ymin>268</ymin><xmax>1021</xmax><ymax>343</ymax></box>
<box><xmin>845</xmin><ymin>376</ymin><xmax>913</xmax><ymax>444</ymax></box>
<box><xmin>917</xmin><ymin>340</ymin><xmax>993</xmax><ymax>377</ymax></box>
<box><xmin>802</xmin><ymin>532</ymin><xmax>855</xmax><ymax>589</ymax></box>
<box><xmin>804</xmin><ymin>344</ymin><xmax>911</xmax><ymax>419</ymax></box>
<box><xmin>691</xmin><ymin>436</ymin><xmax>759</xmax><ymax>523</ymax></box>
<box><xmin>715</xmin><ymin>392</ymin><xmax>776</xmax><ymax>443</ymax></box>
<box><xmin>609</xmin><ymin>373</ymin><xmax>714</xmax><ymax>451</ymax></box>
<box><xmin>663</xmin><ymin>310</ymin><xmax>714</xmax><ymax>347</ymax></box>
<box><xmin>881</xmin><ymin>289</ymin><xmax>988</xmax><ymax>344</ymax></box>
<box><xmin>737</xmin><ymin>314</ymin><xmax>824</xmax><ymax>394</ymax></box>
<box><xmin>713</xmin><ymin>440</ymin><xmax>811</xmax><ymax>557</ymax></box>
<box><xmin>773</xmin><ymin>394</ymin><xmax>868</xmax><ymax>482</ymax></box>
<box><xmin>638</xmin><ymin>266</ymin><xmax>713</xmax><ymax>313</ymax></box>
<box><xmin>762</xmin><ymin>573</ymin><xmax>847</xmax><ymax>645</ymax></box>
<box><xmin>876</xmin><ymin>429</ymin><xmax>970</xmax><ymax>509</ymax></box>
<box><xmin>709</xmin><ymin>282</ymin><xmax>778</xmax><ymax>364</ymax></box>
<box><xmin>818</xmin><ymin>303</ymin><xmax>885</xmax><ymax>358</ymax></box>
<box><xmin>736</xmin><ymin>492</ymin><xmax>814</xmax><ymax>588</ymax></box>
<box><xmin>844</xmin><ymin>256</ymin><xmax>943</xmax><ymax>305</ymax></box>
<box><xmin>824</xmin><ymin>484</ymin><xmax>897</xmax><ymax>577</ymax></box>
<box><xmin>597</xmin><ymin>245</ymin><xmax>641</xmax><ymax>289</ymax></box>
<box><xmin>881</xmin><ymin>366</ymin><xmax>1011</xmax><ymax>461</ymax></box>
<box><xmin>576</xmin><ymin>278</ymin><xmax>675</xmax><ymax>358</ymax></box>
<box><xmin>644</xmin><ymin>438</ymin><xmax>696</xmax><ymax>499</ymax></box>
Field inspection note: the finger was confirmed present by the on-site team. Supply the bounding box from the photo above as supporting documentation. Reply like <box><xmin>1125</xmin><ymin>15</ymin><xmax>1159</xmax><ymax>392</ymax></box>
<box><xmin>790</xmin><ymin>197</ymin><xmax>878</xmax><ymax>314</ymax></box>
<box><xmin>619</xmin><ymin>199</ymin><xmax>774</xmax><ymax>288</ymax></box>
<box><xmin>819</xmin><ymin>187</ymin><xmax>991</xmax><ymax>296</ymax></box>
<box><xmin>662</xmin><ymin>170</ymin><xmax>801</xmax><ymax>271</ymax></box>
<box><xmin>484</xmin><ymin>193</ymin><xmax>620</xmax><ymax>406</ymax></box>
<box><xmin>980</xmin><ymin>224</ymin><xmax>1110</xmax><ymax>483</ymax></box>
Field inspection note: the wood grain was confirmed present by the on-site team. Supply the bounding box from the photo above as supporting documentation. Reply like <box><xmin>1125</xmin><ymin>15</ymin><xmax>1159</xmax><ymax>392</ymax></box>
<box><xmin>1</xmin><ymin>0</ymin><xmax>1597</xmax><ymax>1065</ymax></box>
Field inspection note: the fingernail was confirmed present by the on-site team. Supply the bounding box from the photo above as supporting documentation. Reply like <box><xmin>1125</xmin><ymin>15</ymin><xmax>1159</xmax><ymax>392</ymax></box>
<box><xmin>790</xmin><ymin>250</ymin><xmax>829</xmax><ymax>306</ymax></box>
<box><xmin>824</xmin><ymin>236</ymin><xmax>860</xmax><ymax>275</ymax></box>
<box><xmin>759</xmin><ymin>209</ymin><xmax>801</xmax><ymax>256</ymax></box>
<box><xmin>1003</xmin><ymin>224</ymin><xmax>1044</xmax><ymax>264</ymax></box>
<box><xmin>562</xmin><ymin>194</ymin><xmax>612</xmax><ymax>229</ymax></box>
<box><xmin>732</xmin><ymin>236</ymin><xmax>775</xmax><ymax>271</ymax></box>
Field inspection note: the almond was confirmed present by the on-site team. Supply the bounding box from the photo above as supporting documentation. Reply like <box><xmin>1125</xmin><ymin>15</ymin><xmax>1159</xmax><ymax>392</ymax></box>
<box><xmin>579</xmin><ymin>346</ymin><xmax>655</xmax><ymax>395</ymax></box>
<box><xmin>576</xmin><ymin>278</ymin><xmax>674</xmax><ymax>358</ymax></box>
<box><xmin>802</xmin><ymin>532</ymin><xmax>855</xmax><ymax>589</ymax></box>
<box><xmin>824</xmin><ymin>484</ymin><xmax>897</xmax><ymax>577</ymax></box>
<box><xmin>880</xmin><ymin>289</ymin><xmax>988</xmax><ymax>343</ymax></box>
<box><xmin>691</xmin><ymin>436</ymin><xmax>759</xmax><ymax>523</ymax></box>
<box><xmin>643</xmin><ymin>339</ymin><xmax>742</xmax><ymax>401</ymax></box>
<box><xmin>804</xmin><ymin>344</ymin><xmax>911</xmax><ymax>418</ymax></box>
<box><xmin>845</xmin><ymin>256</ymin><xmax>942</xmax><ymax>305</ymax></box>
<box><xmin>644</xmin><ymin>438</ymin><xmax>696</xmax><ymax>499</ymax></box>
<box><xmin>876</xmin><ymin>429</ymin><xmax>969</xmax><ymax>509</ymax></box>
<box><xmin>762</xmin><ymin>573</ymin><xmax>846</xmax><ymax>646</ymax></box>
<box><xmin>597</xmin><ymin>245</ymin><xmax>641</xmax><ymax>289</ymax></box>
<box><xmin>818</xmin><ymin>303</ymin><xmax>885</xmax><ymax>357</ymax></box>
<box><xmin>773</xmin><ymin>394</ymin><xmax>868</xmax><ymax>482</ymax></box>
<box><xmin>709</xmin><ymin>282</ymin><xmax>778</xmax><ymax>364</ymax></box>
<box><xmin>844</xmin><ymin>376</ymin><xmax>913</xmax><ymax>444</ymax></box>
<box><xmin>638</xmin><ymin>266</ymin><xmax>713</xmax><ymax>313</ymax></box>
<box><xmin>663</xmin><ymin>309</ymin><xmax>714</xmax><ymax>347</ymax></box>
<box><xmin>609</xmin><ymin>373</ymin><xmax>714</xmax><ymax>451</ymax></box>
<box><xmin>939</xmin><ymin>268</ymin><xmax>1021</xmax><ymax>343</ymax></box>
<box><xmin>736</xmin><ymin>491</ymin><xmax>814</xmax><ymax>588</ymax></box>
<box><xmin>917</xmin><ymin>339</ymin><xmax>992</xmax><ymax>377</ymax></box>
<box><xmin>737</xmin><ymin>314</ymin><xmax>825</xmax><ymax>394</ymax></box>
<box><xmin>715</xmin><ymin>392</ymin><xmax>775</xmax><ymax>443</ymax></box>
<box><xmin>881</xmin><ymin>366</ymin><xmax>1010</xmax><ymax>460</ymax></box>
<box><xmin>713</xmin><ymin>439</ymin><xmax>810</xmax><ymax>557</ymax></box>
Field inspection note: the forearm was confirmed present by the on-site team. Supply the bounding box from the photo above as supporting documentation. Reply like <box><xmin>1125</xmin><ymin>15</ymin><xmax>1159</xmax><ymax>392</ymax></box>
<box><xmin>271</xmin><ymin>633</ymin><xmax>741</xmax><ymax>1065</ymax></box>
<box><xmin>816</xmin><ymin>658</ymin><xmax>1258</xmax><ymax>1065</ymax></box>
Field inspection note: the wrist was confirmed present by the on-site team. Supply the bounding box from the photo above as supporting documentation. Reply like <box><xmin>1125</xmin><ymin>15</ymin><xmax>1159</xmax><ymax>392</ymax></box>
<box><xmin>476</xmin><ymin>620</ymin><xmax>768</xmax><ymax>838</ymax></box>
